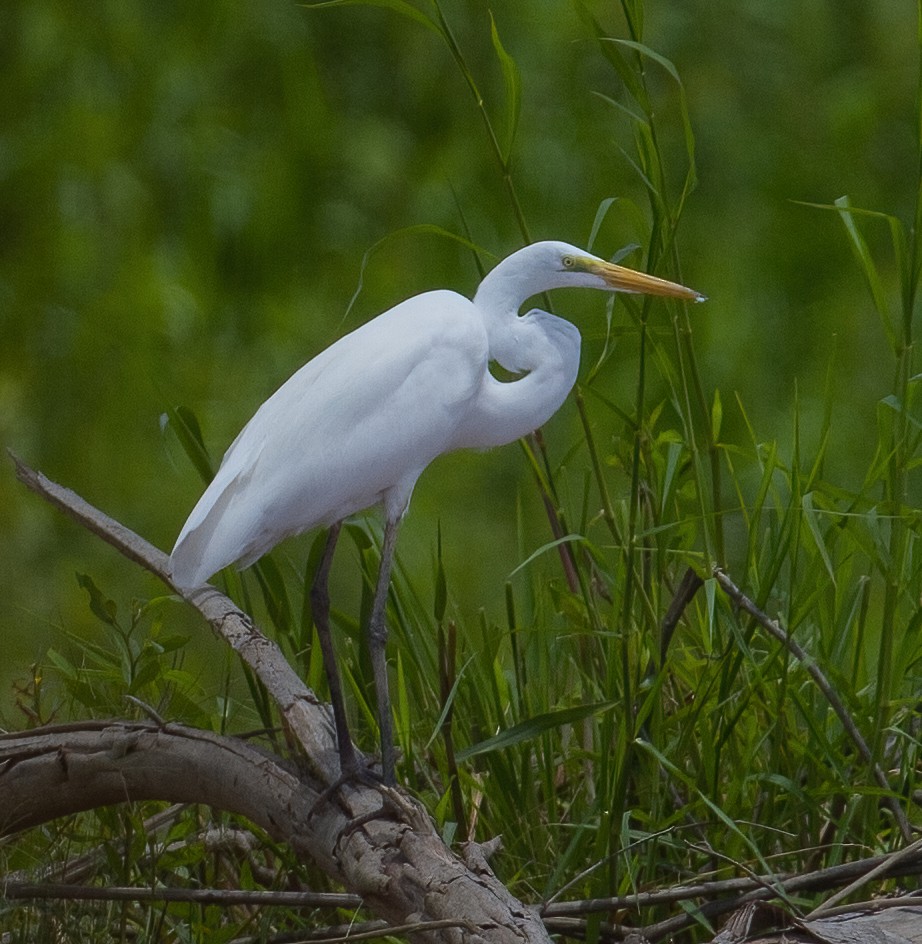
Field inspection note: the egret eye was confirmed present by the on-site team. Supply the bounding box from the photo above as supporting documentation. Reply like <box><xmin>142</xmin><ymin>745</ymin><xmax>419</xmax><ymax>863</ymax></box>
<box><xmin>562</xmin><ymin>255</ymin><xmax>577</xmax><ymax>270</ymax></box>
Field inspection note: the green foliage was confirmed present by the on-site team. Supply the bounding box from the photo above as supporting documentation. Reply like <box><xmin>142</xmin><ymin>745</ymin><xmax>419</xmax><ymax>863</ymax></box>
<box><xmin>34</xmin><ymin>573</ymin><xmax>212</xmax><ymax>728</ymax></box>
<box><xmin>5</xmin><ymin>0</ymin><xmax>922</xmax><ymax>941</ymax></box>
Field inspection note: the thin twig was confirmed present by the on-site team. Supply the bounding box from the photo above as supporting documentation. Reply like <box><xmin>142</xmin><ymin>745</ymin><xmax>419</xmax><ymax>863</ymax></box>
<box><xmin>1</xmin><ymin>884</ymin><xmax>362</xmax><ymax>909</ymax></box>
<box><xmin>804</xmin><ymin>835</ymin><xmax>922</xmax><ymax>919</ymax></box>
<box><xmin>802</xmin><ymin>894</ymin><xmax>922</xmax><ymax>920</ymax></box>
<box><xmin>543</xmin><ymin>841</ymin><xmax>922</xmax><ymax>942</ymax></box>
<box><xmin>124</xmin><ymin>694</ymin><xmax>167</xmax><ymax>725</ymax></box>
<box><xmin>267</xmin><ymin>918</ymin><xmax>473</xmax><ymax>944</ymax></box>
<box><xmin>542</xmin><ymin>844</ymin><xmax>922</xmax><ymax>917</ymax></box>
<box><xmin>712</xmin><ymin>565</ymin><xmax>913</xmax><ymax>844</ymax></box>
<box><xmin>233</xmin><ymin>918</ymin><xmax>474</xmax><ymax>944</ymax></box>
<box><xmin>9</xmin><ymin>450</ymin><xmax>169</xmax><ymax>577</ymax></box>
<box><xmin>2</xmin><ymin>885</ymin><xmax>470</xmax><ymax>944</ymax></box>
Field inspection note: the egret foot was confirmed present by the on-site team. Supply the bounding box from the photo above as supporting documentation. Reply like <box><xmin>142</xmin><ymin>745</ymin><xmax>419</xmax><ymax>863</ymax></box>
<box><xmin>308</xmin><ymin>754</ymin><xmax>392</xmax><ymax>820</ymax></box>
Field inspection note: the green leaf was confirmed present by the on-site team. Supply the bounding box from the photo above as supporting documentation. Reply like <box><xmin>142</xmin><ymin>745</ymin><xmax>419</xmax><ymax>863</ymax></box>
<box><xmin>164</xmin><ymin>405</ymin><xmax>214</xmax><ymax>485</ymax></box>
<box><xmin>344</xmin><ymin>224</ymin><xmax>489</xmax><ymax>321</ymax></box>
<box><xmin>711</xmin><ymin>387</ymin><xmax>723</xmax><ymax>441</ymax></box>
<box><xmin>129</xmin><ymin>657</ymin><xmax>162</xmax><ymax>693</ymax></box>
<box><xmin>76</xmin><ymin>573</ymin><xmax>119</xmax><ymax>627</ymax></box>
<box><xmin>489</xmin><ymin>12</ymin><xmax>521</xmax><ymax>161</ymax></box>
<box><xmin>575</xmin><ymin>4</ymin><xmax>646</xmax><ymax>105</ymax></box>
<box><xmin>606</xmin><ymin>37</ymin><xmax>683</xmax><ymax>86</ymax></box>
<box><xmin>507</xmin><ymin>533</ymin><xmax>584</xmax><ymax>578</ymax></box>
<box><xmin>425</xmin><ymin>653</ymin><xmax>473</xmax><ymax>750</ymax></box>
<box><xmin>302</xmin><ymin>0</ymin><xmax>441</xmax><ymax>37</ymax></box>
<box><xmin>797</xmin><ymin>196</ymin><xmax>908</xmax><ymax>350</ymax></box>
<box><xmin>660</xmin><ymin>440</ymin><xmax>684</xmax><ymax>517</ymax></box>
<box><xmin>457</xmin><ymin>701</ymin><xmax>616</xmax><ymax>761</ymax></box>
<box><xmin>801</xmin><ymin>492</ymin><xmax>835</xmax><ymax>582</ymax></box>
<box><xmin>152</xmin><ymin>634</ymin><xmax>190</xmax><ymax>654</ymax></box>
<box><xmin>46</xmin><ymin>648</ymin><xmax>77</xmax><ymax>680</ymax></box>
<box><xmin>587</xmin><ymin>197</ymin><xmax>618</xmax><ymax>253</ymax></box>
<box><xmin>600</xmin><ymin>38</ymin><xmax>697</xmax><ymax>184</ymax></box>
<box><xmin>834</xmin><ymin>195</ymin><xmax>894</xmax><ymax>341</ymax></box>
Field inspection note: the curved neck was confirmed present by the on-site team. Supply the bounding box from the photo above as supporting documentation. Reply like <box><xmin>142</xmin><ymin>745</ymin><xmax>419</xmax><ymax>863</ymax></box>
<box><xmin>473</xmin><ymin>261</ymin><xmax>545</xmax><ymax>372</ymax></box>
<box><xmin>474</xmin><ymin>252</ymin><xmax>547</xmax><ymax>315</ymax></box>
<box><xmin>452</xmin><ymin>311</ymin><xmax>581</xmax><ymax>449</ymax></box>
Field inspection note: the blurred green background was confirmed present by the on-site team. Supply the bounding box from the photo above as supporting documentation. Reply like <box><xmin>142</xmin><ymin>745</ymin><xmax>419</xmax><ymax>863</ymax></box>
<box><xmin>1</xmin><ymin>1</ymin><xmax>916</xmax><ymax>714</ymax></box>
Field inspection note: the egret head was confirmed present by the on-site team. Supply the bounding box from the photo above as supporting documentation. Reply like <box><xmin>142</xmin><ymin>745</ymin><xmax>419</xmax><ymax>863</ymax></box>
<box><xmin>554</xmin><ymin>243</ymin><xmax>706</xmax><ymax>302</ymax></box>
<box><xmin>475</xmin><ymin>240</ymin><xmax>706</xmax><ymax>309</ymax></box>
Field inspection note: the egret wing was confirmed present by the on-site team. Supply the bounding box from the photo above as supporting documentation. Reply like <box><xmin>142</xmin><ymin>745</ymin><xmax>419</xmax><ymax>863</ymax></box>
<box><xmin>170</xmin><ymin>290</ymin><xmax>486</xmax><ymax>587</ymax></box>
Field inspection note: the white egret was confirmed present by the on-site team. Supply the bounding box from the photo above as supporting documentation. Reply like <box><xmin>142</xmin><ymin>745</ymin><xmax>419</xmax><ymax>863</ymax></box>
<box><xmin>170</xmin><ymin>240</ymin><xmax>705</xmax><ymax>783</ymax></box>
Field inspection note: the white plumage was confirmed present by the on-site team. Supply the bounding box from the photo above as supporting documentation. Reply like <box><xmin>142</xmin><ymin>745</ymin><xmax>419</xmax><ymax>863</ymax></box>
<box><xmin>169</xmin><ymin>239</ymin><xmax>704</xmax><ymax>782</ymax></box>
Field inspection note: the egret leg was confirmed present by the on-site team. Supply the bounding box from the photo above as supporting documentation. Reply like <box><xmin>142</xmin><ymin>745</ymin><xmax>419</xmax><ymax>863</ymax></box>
<box><xmin>310</xmin><ymin>521</ymin><xmax>360</xmax><ymax>777</ymax></box>
<box><xmin>368</xmin><ymin>517</ymin><xmax>400</xmax><ymax>784</ymax></box>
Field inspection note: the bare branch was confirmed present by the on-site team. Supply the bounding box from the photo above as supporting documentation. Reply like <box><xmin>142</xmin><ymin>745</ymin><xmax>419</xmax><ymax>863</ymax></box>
<box><xmin>10</xmin><ymin>450</ymin><xmax>341</xmax><ymax>780</ymax></box>
<box><xmin>2</xmin><ymin>880</ymin><xmax>360</xmax><ymax>910</ymax></box>
<box><xmin>0</xmin><ymin>721</ymin><xmax>308</xmax><ymax>838</ymax></box>
<box><xmin>543</xmin><ymin>849</ymin><xmax>922</xmax><ymax>917</ymax></box>
<box><xmin>8</xmin><ymin>454</ymin><xmax>555</xmax><ymax>944</ymax></box>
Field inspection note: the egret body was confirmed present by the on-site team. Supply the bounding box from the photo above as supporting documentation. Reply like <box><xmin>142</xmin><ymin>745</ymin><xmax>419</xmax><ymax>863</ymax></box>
<box><xmin>170</xmin><ymin>240</ymin><xmax>704</xmax><ymax>782</ymax></box>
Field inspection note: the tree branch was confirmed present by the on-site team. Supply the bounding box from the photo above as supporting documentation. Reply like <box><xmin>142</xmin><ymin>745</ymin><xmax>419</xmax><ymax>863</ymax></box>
<box><xmin>0</xmin><ymin>722</ymin><xmax>308</xmax><ymax>838</ymax></box>
<box><xmin>7</xmin><ymin>453</ymin><xmax>553</xmax><ymax>944</ymax></box>
<box><xmin>10</xmin><ymin>450</ymin><xmax>341</xmax><ymax>778</ymax></box>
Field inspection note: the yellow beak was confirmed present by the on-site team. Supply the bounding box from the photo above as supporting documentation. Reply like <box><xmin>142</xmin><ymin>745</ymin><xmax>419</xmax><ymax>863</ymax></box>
<box><xmin>587</xmin><ymin>258</ymin><xmax>706</xmax><ymax>302</ymax></box>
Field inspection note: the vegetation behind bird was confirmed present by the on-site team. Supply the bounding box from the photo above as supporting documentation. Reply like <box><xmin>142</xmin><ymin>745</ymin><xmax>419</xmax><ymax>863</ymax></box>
<box><xmin>3</xmin><ymin>0</ymin><xmax>922</xmax><ymax>939</ymax></box>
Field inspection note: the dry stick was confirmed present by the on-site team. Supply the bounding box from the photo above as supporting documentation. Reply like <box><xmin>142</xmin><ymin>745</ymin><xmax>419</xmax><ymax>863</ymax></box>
<box><xmin>803</xmin><ymin>834</ymin><xmax>922</xmax><ymax>920</ymax></box>
<box><xmin>1</xmin><ymin>885</ymin><xmax>362</xmax><ymax>910</ymax></box>
<box><xmin>2</xmin><ymin>883</ymin><xmax>468</xmax><ymax>944</ymax></box>
<box><xmin>244</xmin><ymin>918</ymin><xmax>473</xmax><ymax>944</ymax></box>
<box><xmin>547</xmin><ymin>846</ymin><xmax>922</xmax><ymax>941</ymax></box>
<box><xmin>542</xmin><ymin>844</ymin><xmax>922</xmax><ymax>916</ymax></box>
<box><xmin>803</xmin><ymin>894</ymin><xmax>922</xmax><ymax>920</ymax></box>
<box><xmin>712</xmin><ymin>566</ymin><xmax>913</xmax><ymax>845</ymax></box>
<box><xmin>541</xmin><ymin>832</ymin><xmax>922</xmax><ymax>941</ymax></box>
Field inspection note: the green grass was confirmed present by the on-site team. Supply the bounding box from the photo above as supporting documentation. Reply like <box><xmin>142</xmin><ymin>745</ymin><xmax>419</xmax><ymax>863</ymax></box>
<box><xmin>5</xmin><ymin>0</ymin><xmax>922</xmax><ymax>941</ymax></box>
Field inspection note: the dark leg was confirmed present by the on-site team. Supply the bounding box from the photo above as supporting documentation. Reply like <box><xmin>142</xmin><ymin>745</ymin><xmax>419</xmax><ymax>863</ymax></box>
<box><xmin>368</xmin><ymin>517</ymin><xmax>400</xmax><ymax>784</ymax></box>
<box><xmin>310</xmin><ymin>521</ymin><xmax>359</xmax><ymax>777</ymax></box>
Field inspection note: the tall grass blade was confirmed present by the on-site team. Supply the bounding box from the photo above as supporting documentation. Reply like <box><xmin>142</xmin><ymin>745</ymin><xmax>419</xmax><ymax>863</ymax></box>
<box><xmin>303</xmin><ymin>0</ymin><xmax>441</xmax><ymax>37</ymax></box>
<box><xmin>489</xmin><ymin>12</ymin><xmax>521</xmax><ymax>162</ymax></box>
<box><xmin>457</xmin><ymin>701</ymin><xmax>616</xmax><ymax>761</ymax></box>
